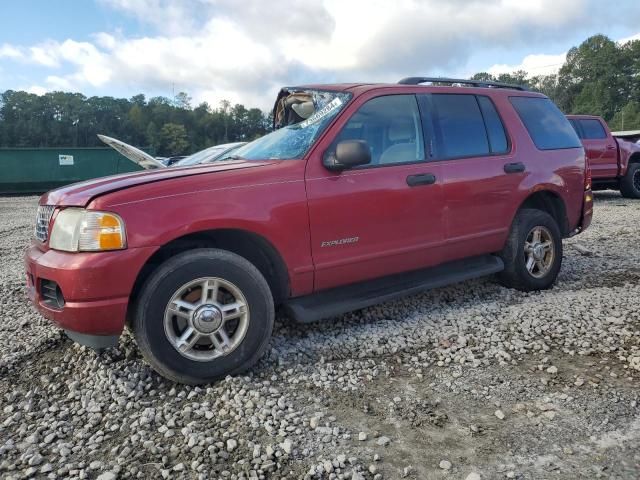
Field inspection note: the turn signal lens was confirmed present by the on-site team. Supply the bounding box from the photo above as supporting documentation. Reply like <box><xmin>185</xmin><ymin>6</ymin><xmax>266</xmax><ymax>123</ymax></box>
<box><xmin>78</xmin><ymin>212</ymin><xmax>126</xmax><ymax>251</ymax></box>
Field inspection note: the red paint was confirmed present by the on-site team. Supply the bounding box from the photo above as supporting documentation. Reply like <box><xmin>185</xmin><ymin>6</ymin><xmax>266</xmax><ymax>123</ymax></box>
<box><xmin>567</xmin><ymin>114</ymin><xmax>640</xmax><ymax>179</ymax></box>
<box><xmin>26</xmin><ymin>84</ymin><xmax>591</xmax><ymax>339</ymax></box>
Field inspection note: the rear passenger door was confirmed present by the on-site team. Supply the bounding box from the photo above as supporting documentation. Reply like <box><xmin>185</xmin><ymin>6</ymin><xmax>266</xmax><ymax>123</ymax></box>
<box><xmin>578</xmin><ymin>118</ymin><xmax>618</xmax><ymax>179</ymax></box>
<box><xmin>418</xmin><ymin>93</ymin><xmax>517</xmax><ymax>260</ymax></box>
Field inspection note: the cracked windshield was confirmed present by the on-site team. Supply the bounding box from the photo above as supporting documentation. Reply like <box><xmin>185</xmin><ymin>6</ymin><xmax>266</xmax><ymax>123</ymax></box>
<box><xmin>224</xmin><ymin>90</ymin><xmax>351</xmax><ymax>160</ymax></box>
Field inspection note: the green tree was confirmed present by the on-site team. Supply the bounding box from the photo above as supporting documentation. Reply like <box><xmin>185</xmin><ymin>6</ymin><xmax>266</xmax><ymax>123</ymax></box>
<box><xmin>157</xmin><ymin>123</ymin><xmax>189</xmax><ymax>155</ymax></box>
<box><xmin>610</xmin><ymin>102</ymin><xmax>640</xmax><ymax>131</ymax></box>
<box><xmin>557</xmin><ymin>35</ymin><xmax>628</xmax><ymax>120</ymax></box>
<box><xmin>174</xmin><ymin>92</ymin><xmax>192</xmax><ymax>109</ymax></box>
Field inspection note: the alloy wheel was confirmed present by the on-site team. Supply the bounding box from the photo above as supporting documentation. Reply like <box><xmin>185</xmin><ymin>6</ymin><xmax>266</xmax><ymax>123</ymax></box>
<box><xmin>163</xmin><ymin>277</ymin><xmax>249</xmax><ymax>361</ymax></box>
<box><xmin>523</xmin><ymin>226</ymin><xmax>555</xmax><ymax>279</ymax></box>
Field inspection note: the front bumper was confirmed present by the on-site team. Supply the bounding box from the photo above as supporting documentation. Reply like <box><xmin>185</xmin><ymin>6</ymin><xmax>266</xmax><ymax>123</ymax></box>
<box><xmin>24</xmin><ymin>243</ymin><xmax>156</xmax><ymax>339</ymax></box>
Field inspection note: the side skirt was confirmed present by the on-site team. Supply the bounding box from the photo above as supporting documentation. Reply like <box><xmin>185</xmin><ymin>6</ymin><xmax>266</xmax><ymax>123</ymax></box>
<box><xmin>284</xmin><ymin>255</ymin><xmax>504</xmax><ymax>323</ymax></box>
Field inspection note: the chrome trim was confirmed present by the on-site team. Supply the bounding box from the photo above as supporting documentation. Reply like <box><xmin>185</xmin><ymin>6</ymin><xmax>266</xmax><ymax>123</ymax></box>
<box><xmin>34</xmin><ymin>205</ymin><xmax>55</xmax><ymax>243</ymax></box>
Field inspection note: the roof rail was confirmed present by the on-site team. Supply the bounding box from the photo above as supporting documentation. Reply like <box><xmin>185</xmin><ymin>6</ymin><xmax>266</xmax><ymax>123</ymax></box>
<box><xmin>398</xmin><ymin>76</ymin><xmax>528</xmax><ymax>91</ymax></box>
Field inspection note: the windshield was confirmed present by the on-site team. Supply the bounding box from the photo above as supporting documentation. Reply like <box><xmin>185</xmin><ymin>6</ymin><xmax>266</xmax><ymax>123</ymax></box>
<box><xmin>224</xmin><ymin>91</ymin><xmax>351</xmax><ymax>161</ymax></box>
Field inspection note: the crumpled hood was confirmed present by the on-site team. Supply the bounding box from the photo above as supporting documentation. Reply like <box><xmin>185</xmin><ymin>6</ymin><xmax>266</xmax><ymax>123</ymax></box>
<box><xmin>41</xmin><ymin>160</ymin><xmax>270</xmax><ymax>207</ymax></box>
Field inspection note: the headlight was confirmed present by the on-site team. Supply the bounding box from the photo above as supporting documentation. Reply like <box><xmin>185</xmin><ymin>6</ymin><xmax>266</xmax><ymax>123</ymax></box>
<box><xmin>49</xmin><ymin>208</ymin><xmax>127</xmax><ymax>252</ymax></box>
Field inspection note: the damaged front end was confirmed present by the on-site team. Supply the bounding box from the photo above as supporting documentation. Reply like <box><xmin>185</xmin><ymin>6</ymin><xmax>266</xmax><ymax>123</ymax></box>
<box><xmin>272</xmin><ymin>88</ymin><xmax>351</xmax><ymax>131</ymax></box>
<box><xmin>221</xmin><ymin>88</ymin><xmax>351</xmax><ymax>162</ymax></box>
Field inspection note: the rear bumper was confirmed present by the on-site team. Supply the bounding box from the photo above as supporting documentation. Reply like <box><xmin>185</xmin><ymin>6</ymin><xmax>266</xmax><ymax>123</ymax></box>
<box><xmin>567</xmin><ymin>190</ymin><xmax>593</xmax><ymax>237</ymax></box>
<box><xmin>580</xmin><ymin>190</ymin><xmax>594</xmax><ymax>232</ymax></box>
<box><xmin>24</xmin><ymin>243</ymin><xmax>156</xmax><ymax>337</ymax></box>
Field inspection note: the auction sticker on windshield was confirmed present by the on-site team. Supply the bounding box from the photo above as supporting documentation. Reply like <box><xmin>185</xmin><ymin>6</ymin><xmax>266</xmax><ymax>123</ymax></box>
<box><xmin>295</xmin><ymin>97</ymin><xmax>344</xmax><ymax>129</ymax></box>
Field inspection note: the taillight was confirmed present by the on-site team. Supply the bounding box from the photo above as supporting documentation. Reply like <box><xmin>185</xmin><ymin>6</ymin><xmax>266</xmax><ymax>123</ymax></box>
<box><xmin>584</xmin><ymin>158</ymin><xmax>592</xmax><ymax>191</ymax></box>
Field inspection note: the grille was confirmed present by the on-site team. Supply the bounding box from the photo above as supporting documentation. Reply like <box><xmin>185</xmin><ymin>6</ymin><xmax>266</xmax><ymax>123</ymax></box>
<box><xmin>34</xmin><ymin>205</ymin><xmax>55</xmax><ymax>243</ymax></box>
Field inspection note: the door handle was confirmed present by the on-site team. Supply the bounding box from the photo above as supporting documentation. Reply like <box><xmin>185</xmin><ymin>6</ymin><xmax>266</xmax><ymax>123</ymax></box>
<box><xmin>406</xmin><ymin>173</ymin><xmax>436</xmax><ymax>186</ymax></box>
<box><xmin>606</xmin><ymin>145</ymin><xmax>616</xmax><ymax>150</ymax></box>
<box><xmin>504</xmin><ymin>162</ymin><xmax>525</xmax><ymax>174</ymax></box>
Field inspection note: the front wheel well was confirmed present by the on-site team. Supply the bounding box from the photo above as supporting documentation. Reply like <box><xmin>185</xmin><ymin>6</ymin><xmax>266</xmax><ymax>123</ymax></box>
<box><xmin>517</xmin><ymin>191</ymin><xmax>569</xmax><ymax>237</ymax></box>
<box><xmin>128</xmin><ymin>229</ymin><xmax>289</xmax><ymax>322</ymax></box>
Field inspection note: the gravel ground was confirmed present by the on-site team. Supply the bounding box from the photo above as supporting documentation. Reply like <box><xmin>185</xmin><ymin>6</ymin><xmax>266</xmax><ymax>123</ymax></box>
<box><xmin>1</xmin><ymin>192</ymin><xmax>639</xmax><ymax>480</ymax></box>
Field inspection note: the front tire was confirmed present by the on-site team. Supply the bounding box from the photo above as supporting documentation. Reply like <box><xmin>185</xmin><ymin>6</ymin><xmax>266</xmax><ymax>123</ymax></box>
<box><xmin>132</xmin><ymin>248</ymin><xmax>274</xmax><ymax>384</ymax></box>
<box><xmin>620</xmin><ymin>163</ymin><xmax>640</xmax><ymax>199</ymax></box>
<box><xmin>498</xmin><ymin>209</ymin><xmax>563</xmax><ymax>291</ymax></box>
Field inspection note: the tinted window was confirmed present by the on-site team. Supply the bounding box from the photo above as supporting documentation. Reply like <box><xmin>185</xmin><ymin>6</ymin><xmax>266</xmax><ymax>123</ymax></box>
<box><xmin>579</xmin><ymin>119</ymin><xmax>607</xmax><ymax>139</ymax></box>
<box><xmin>509</xmin><ymin>97</ymin><xmax>581</xmax><ymax>150</ymax></box>
<box><xmin>335</xmin><ymin>95</ymin><xmax>424</xmax><ymax>166</ymax></box>
<box><xmin>477</xmin><ymin>96</ymin><xmax>509</xmax><ymax>153</ymax></box>
<box><xmin>568</xmin><ymin>119</ymin><xmax>583</xmax><ymax>138</ymax></box>
<box><xmin>430</xmin><ymin>94</ymin><xmax>489</xmax><ymax>159</ymax></box>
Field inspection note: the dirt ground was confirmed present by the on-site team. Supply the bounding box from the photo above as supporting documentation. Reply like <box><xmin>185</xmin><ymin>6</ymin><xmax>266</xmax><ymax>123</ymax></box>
<box><xmin>0</xmin><ymin>192</ymin><xmax>639</xmax><ymax>480</ymax></box>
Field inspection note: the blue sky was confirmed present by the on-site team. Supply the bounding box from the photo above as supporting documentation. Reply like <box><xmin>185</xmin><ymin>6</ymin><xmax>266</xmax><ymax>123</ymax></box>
<box><xmin>1</xmin><ymin>0</ymin><xmax>639</xmax><ymax>109</ymax></box>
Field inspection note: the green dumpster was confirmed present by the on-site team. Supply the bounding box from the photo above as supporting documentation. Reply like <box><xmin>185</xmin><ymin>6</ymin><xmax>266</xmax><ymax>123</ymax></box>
<box><xmin>0</xmin><ymin>147</ymin><xmax>143</xmax><ymax>194</ymax></box>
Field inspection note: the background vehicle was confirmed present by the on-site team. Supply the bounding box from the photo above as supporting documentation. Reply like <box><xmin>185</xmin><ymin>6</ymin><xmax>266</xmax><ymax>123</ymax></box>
<box><xmin>160</xmin><ymin>155</ymin><xmax>187</xmax><ymax>166</ymax></box>
<box><xmin>26</xmin><ymin>78</ymin><xmax>591</xmax><ymax>384</ymax></box>
<box><xmin>172</xmin><ymin>142</ymin><xmax>246</xmax><ymax>167</ymax></box>
<box><xmin>97</xmin><ymin>134</ymin><xmax>246</xmax><ymax>169</ymax></box>
<box><xmin>567</xmin><ymin>115</ymin><xmax>640</xmax><ymax>198</ymax></box>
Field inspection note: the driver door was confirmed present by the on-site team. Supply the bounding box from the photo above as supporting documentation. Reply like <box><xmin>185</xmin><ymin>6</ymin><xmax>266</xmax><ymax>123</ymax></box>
<box><xmin>304</xmin><ymin>93</ymin><xmax>446</xmax><ymax>291</ymax></box>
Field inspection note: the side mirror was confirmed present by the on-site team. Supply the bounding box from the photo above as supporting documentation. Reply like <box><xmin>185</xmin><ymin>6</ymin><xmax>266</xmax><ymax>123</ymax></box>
<box><xmin>323</xmin><ymin>140</ymin><xmax>371</xmax><ymax>171</ymax></box>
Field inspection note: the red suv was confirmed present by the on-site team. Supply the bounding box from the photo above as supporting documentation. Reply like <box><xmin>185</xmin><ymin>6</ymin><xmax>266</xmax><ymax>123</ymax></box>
<box><xmin>25</xmin><ymin>77</ymin><xmax>592</xmax><ymax>384</ymax></box>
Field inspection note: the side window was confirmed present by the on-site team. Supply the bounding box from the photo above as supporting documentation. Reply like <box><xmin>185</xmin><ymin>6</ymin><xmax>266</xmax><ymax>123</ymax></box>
<box><xmin>477</xmin><ymin>96</ymin><xmax>509</xmax><ymax>154</ymax></box>
<box><xmin>578</xmin><ymin>119</ymin><xmax>607</xmax><ymax>139</ymax></box>
<box><xmin>334</xmin><ymin>95</ymin><xmax>425</xmax><ymax>166</ymax></box>
<box><xmin>509</xmin><ymin>97</ymin><xmax>582</xmax><ymax>150</ymax></box>
<box><xmin>568</xmin><ymin>119</ymin><xmax>584</xmax><ymax>138</ymax></box>
<box><xmin>429</xmin><ymin>94</ymin><xmax>490</xmax><ymax>159</ymax></box>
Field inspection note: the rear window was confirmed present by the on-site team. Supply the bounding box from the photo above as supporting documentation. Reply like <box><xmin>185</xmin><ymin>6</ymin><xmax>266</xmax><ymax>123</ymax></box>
<box><xmin>509</xmin><ymin>97</ymin><xmax>581</xmax><ymax>150</ymax></box>
<box><xmin>579</xmin><ymin>119</ymin><xmax>607</xmax><ymax>139</ymax></box>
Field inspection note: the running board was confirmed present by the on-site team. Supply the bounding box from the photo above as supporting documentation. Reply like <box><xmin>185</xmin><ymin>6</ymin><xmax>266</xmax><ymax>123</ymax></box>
<box><xmin>285</xmin><ymin>255</ymin><xmax>504</xmax><ymax>323</ymax></box>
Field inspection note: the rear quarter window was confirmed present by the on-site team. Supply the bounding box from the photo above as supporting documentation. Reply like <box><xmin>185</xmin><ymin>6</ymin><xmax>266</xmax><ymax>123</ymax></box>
<box><xmin>477</xmin><ymin>96</ymin><xmax>509</xmax><ymax>154</ymax></box>
<box><xmin>509</xmin><ymin>97</ymin><xmax>581</xmax><ymax>150</ymax></box>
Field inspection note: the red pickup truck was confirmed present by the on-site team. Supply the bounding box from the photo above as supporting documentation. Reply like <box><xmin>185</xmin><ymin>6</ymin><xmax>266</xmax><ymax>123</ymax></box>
<box><xmin>567</xmin><ymin>115</ymin><xmax>640</xmax><ymax>198</ymax></box>
<box><xmin>26</xmin><ymin>78</ymin><xmax>592</xmax><ymax>384</ymax></box>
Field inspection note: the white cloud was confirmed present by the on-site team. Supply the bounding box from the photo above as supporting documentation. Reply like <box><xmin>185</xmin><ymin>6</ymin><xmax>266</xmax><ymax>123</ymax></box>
<box><xmin>25</xmin><ymin>85</ymin><xmax>48</xmax><ymax>95</ymax></box>
<box><xmin>0</xmin><ymin>44</ymin><xmax>22</xmax><ymax>60</ymax></box>
<box><xmin>486</xmin><ymin>30</ymin><xmax>640</xmax><ymax>78</ymax></box>
<box><xmin>619</xmin><ymin>32</ymin><xmax>640</xmax><ymax>44</ymax></box>
<box><xmin>29</xmin><ymin>44</ymin><xmax>60</xmax><ymax>67</ymax></box>
<box><xmin>488</xmin><ymin>53</ymin><xmax>567</xmax><ymax>76</ymax></box>
<box><xmin>2</xmin><ymin>0</ymin><xmax>640</xmax><ymax>107</ymax></box>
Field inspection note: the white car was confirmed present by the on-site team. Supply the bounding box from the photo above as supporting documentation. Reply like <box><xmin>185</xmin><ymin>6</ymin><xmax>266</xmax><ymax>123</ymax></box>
<box><xmin>97</xmin><ymin>134</ymin><xmax>246</xmax><ymax>170</ymax></box>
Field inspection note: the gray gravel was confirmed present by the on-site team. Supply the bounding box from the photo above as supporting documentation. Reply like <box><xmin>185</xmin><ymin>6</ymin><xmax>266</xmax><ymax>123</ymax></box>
<box><xmin>1</xmin><ymin>192</ymin><xmax>639</xmax><ymax>479</ymax></box>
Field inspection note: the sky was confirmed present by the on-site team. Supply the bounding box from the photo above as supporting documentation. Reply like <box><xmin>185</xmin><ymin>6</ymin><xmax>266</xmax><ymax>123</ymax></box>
<box><xmin>1</xmin><ymin>0</ymin><xmax>640</xmax><ymax>110</ymax></box>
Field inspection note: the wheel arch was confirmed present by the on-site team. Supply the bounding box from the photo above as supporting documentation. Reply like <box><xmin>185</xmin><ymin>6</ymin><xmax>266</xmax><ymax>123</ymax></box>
<box><xmin>515</xmin><ymin>190</ymin><xmax>570</xmax><ymax>237</ymax></box>
<box><xmin>127</xmin><ymin>228</ymin><xmax>290</xmax><ymax>322</ymax></box>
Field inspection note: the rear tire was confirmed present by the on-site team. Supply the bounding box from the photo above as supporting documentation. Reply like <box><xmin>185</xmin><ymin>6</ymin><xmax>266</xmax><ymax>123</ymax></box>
<box><xmin>132</xmin><ymin>248</ymin><xmax>274</xmax><ymax>384</ymax></box>
<box><xmin>620</xmin><ymin>163</ymin><xmax>640</xmax><ymax>199</ymax></box>
<box><xmin>498</xmin><ymin>209</ymin><xmax>563</xmax><ymax>291</ymax></box>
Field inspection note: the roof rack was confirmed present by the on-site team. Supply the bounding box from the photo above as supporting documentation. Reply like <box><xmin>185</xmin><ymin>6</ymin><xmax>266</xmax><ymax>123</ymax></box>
<box><xmin>398</xmin><ymin>76</ymin><xmax>528</xmax><ymax>91</ymax></box>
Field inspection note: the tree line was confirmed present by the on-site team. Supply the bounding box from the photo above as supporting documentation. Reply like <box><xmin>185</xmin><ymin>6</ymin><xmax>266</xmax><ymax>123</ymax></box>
<box><xmin>472</xmin><ymin>34</ymin><xmax>640</xmax><ymax>131</ymax></box>
<box><xmin>0</xmin><ymin>34</ymin><xmax>639</xmax><ymax>155</ymax></box>
<box><xmin>0</xmin><ymin>91</ymin><xmax>270</xmax><ymax>156</ymax></box>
